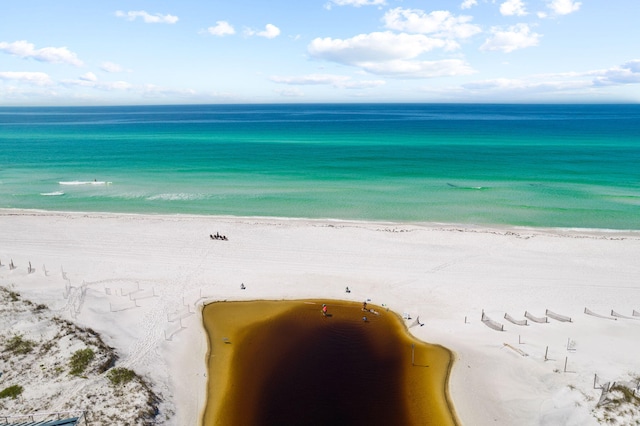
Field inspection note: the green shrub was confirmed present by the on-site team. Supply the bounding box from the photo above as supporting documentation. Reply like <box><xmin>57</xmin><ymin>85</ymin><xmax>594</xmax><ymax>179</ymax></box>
<box><xmin>107</xmin><ymin>367</ymin><xmax>136</xmax><ymax>386</ymax></box>
<box><xmin>69</xmin><ymin>348</ymin><xmax>95</xmax><ymax>375</ymax></box>
<box><xmin>8</xmin><ymin>290</ymin><xmax>20</xmax><ymax>301</ymax></box>
<box><xmin>4</xmin><ymin>335</ymin><xmax>34</xmax><ymax>354</ymax></box>
<box><xmin>0</xmin><ymin>385</ymin><xmax>23</xmax><ymax>399</ymax></box>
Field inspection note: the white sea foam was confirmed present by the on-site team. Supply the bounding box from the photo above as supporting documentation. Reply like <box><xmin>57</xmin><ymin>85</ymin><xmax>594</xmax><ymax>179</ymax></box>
<box><xmin>147</xmin><ymin>193</ymin><xmax>206</xmax><ymax>201</ymax></box>
<box><xmin>40</xmin><ymin>191</ymin><xmax>65</xmax><ymax>196</ymax></box>
<box><xmin>59</xmin><ymin>181</ymin><xmax>112</xmax><ymax>186</ymax></box>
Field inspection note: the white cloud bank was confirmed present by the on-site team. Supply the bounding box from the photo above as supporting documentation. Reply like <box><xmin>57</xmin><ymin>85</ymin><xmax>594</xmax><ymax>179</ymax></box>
<box><xmin>270</xmin><ymin>73</ymin><xmax>385</xmax><ymax>89</ymax></box>
<box><xmin>0</xmin><ymin>40</ymin><xmax>83</xmax><ymax>66</ymax></box>
<box><xmin>455</xmin><ymin>59</ymin><xmax>640</xmax><ymax>100</ymax></box>
<box><xmin>62</xmin><ymin>74</ymin><xmax>132</xmax><ymax>91</ymax></box>
<box><xmin>0</xmin><ymin>71</ymin><xmax>52</xmax><ymax>86</ymax></box>
<box><xmin>115</xmin><ymin>10</ymin><xmax>178</xmax><ymax>24</ymax></box>
<box><xmin>480</xmin><ymin>23</ymin><xmax>541</xmax><ymax>53</ymax></box>
<box><xmin>593</xmin><ymin>60</ymin><xmax>640</xmax><ymax>86</ymax></box>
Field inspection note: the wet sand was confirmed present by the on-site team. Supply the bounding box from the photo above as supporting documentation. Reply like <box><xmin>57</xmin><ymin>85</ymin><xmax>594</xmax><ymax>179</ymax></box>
<box><xmin>202</xmin><ymin>300</ymin><xmax>457</xmax><ymax>426</ymax></box>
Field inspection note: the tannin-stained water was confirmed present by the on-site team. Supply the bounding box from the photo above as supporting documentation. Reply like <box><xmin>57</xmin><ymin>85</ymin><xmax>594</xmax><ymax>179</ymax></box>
<box><xmin>202</xmin><ymin>300</ymin><xmax>457</xmax><ymax>426</ymax></box>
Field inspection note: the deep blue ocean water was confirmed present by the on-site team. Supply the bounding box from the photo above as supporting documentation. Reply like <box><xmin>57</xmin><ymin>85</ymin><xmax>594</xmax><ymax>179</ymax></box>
<box><xmin>1</xmin><ymin>103</ymin><xmax>639</xmax><ymax>229</ymax></box>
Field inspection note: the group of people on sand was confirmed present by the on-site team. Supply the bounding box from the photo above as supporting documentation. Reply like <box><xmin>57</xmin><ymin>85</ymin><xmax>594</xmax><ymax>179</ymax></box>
<box><xmin>321</xmin><ymin>300</ymin><xmax>376</xmax><ymax>321</ymax></box>
<box><xmin>210</xmin><ymin>232</ymin><xmax>228</xmax><ymax>241</ymax></box>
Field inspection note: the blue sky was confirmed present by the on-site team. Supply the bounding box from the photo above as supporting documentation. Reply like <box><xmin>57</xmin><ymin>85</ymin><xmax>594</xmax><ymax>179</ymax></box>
<box><xmin>1</xmin><ymin>0</ymin><xmax>639</xmax><ymax>105</ymax></box>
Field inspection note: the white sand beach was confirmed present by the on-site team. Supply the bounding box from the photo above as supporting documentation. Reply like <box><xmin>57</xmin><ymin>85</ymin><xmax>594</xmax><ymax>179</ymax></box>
<box><xmin>1</xmin><ymin>209</ymin><xmax>639</xmax><ymax>425</ymax></box>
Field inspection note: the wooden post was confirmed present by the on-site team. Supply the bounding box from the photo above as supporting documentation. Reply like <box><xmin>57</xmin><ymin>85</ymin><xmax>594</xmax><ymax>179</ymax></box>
<box><xmin>544</xmin><ymin>346</ymin><xmax>549</xmax><ymax>361</ymax></box>
<box><xmin>518</xmin><ymin>335</ymin><xmax>522</xmax><ymax>344</ymax></box>
<box><xmin>594</xmin><ymin>374</ymin><xmax>598</xmax><ymax>389</ymax></box>
<box><xmin>564</xmin><ymin>356</ymin><xmax>568</xmax><ymax>372</ymax></box>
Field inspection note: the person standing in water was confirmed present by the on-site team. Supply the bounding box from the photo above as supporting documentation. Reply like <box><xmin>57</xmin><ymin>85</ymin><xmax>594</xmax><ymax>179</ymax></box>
<box><xmin>322</xmin><ymin>304</ymin><xmax>328</xmax><ymax>316</ymax></box>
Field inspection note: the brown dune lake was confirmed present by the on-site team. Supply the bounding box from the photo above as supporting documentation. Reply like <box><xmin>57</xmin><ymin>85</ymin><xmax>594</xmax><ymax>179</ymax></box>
<box><xmin>202</xmin><ymin>300</ymin><xmax>458</xmax><ymax>426</ymax></box>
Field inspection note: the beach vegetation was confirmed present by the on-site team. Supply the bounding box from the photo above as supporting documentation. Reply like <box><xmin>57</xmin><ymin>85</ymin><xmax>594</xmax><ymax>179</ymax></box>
<box><xmin>610</xmin><ymin>384</ymin><xmax>640</xmax><ymax>405</ymax></box>
<box><xmin>0</xmin><ymin>287</ymin><xmax>20</xmax><ymax>302</ymax></box>
<box><xmin>69</xmin><ymin>347</ymin><xmax>95</xmax><ymax>375</ymax></box>
<box><xmin>40</xmin><ymin>339</ymin><xmax>55</xmax><ymax>354</ymax></box>
<box><xmin>107</xmin><ymin>367</ymin><xmax>136</xmax><ymax>386</ymax></box>
<box><xmin>4</xmin><ymin>334</ymin><xmax>34</xmax><ymax>355</ymax></box>
<box><xmin>0</xmin><ymin>385</ymin><xmax>23</xmax><ymax>399</ymax></box>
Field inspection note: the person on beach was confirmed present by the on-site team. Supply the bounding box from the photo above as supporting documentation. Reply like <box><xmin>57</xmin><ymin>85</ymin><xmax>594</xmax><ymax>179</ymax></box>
<box><xmin>322</xmin><ymin>304</ymin><xmax>328</xmax><ymax>316</ymax></box>
<box><xmin>362</xmin><ymin>301</ymin><xmax>367</xmax><ymax>311</ymax></box>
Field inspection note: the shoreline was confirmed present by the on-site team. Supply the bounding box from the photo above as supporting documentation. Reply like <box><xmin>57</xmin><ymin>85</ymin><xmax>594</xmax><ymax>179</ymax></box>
<box><xmin>1</xmin><ymin>208</ymin><xmax>639</xmax><ymax>425</ymax></box>
<box><xmin>2</xmin><ymin>207</ymin><xmax>639</xmax><ymax>238</ymax></box>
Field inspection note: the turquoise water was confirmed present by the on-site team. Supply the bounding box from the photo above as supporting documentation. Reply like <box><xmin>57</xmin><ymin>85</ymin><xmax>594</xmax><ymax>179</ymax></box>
<box><xmin>1</xmin><ymin>103</ymin><xmax>639</xmax><ymax>229</ymax></box>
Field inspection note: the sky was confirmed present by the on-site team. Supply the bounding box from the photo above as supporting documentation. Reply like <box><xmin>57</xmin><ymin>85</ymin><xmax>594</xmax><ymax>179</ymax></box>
<box><xmin>1</xmin><ymin>0</ymin><xmax>639</xmax><ymax>105</ymax></box>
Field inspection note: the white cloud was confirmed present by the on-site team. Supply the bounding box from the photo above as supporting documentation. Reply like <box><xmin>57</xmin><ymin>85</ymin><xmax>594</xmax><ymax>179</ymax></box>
<box><xmin>271</xmin><ymin>74</ymin><xmax>351</xmax><ymax>85</ymax></box>
<box><xmin>0</xmin><ymin>71</ymin><xmax>52</xmax><ymax>86</ymax></box>
<box><xmin>115</xmin><ymin>10</ymin><xmax>178</xmax><ymax>24</ymax></box>
<box><xmin>547</xmin><ymin>0</ymin><xmax>581</xmax><ymax>15</ymax></box>
<box><xmin>308</xmin><ymin>31</ymin><xmax>475</xmax><ymax>78</ymax></box>
<box><xmin>207</xmin><ymin>21</ymin><xmax>236</xmax><ymax>37</ymax></box>
<box><xmin>309</xmin><ymin>32</ymin><xmax>455</xmax><ymax>64</ymax></box>
<box><xmin>256</xmin><ymin>24</ymin><xmax>281</xmax><ymax>39</ymax></box>
<box><xmin>457</xmin><ymin>59</ymin><xmax>640</xmax><ymax>99</ymax></box>
<box><xmin>500</xmin><ymin>0</ymin><xmax>528</xmax><ymax>16</ymax></box>
<box><xmin>382</xmin><ymin>8</ymin><xmax>481</xmax><ymax>39</ymax></box>
<box><xmin>140</xmin><ymin>85</ymin><xmax>196</xmax><ymax>97</ymax></box>
<box><xmin>592</xmin><ymin>60</ymin><xmax>640</xmax><ymax>86</ymax></box>
<box><xmin>0</xmin><ymin>40</ymin><xmax>83</xmax><ymax>66</ymax></box>
<box><xmin>62</xmin><ymin>74</ymin><xmax>133</xmax><ymax>91</ymax></box>
<box><xmin>269</xmin><ymin>73</ymin><xmax>385</xmax><ymax>89</ymax></box>
<box><xmin>480</xmin><ymin>24</ymin><xmax>541</xmax><ymax>53</ymax></box>
<box><xmin>460</xmin><ymin>0</ymin><xmax>477</xmax><ymax>9</ymax></box>
<box><xmin>325</xmin><ymin>0</ymin><xmax>386</xmax><ymax>9</ymax></box>
<box><xmin>100</xmin><ymin>62</ymin><xmax>126</xmax><ymax>73</ymax></box>
<box><xmin>463</xmin><ymin>77</ymin><xmax>588</xmax><ymax>92</ymax></box>
<box><xmin>79</xmin><ymin>72</ymin><xmax>97</xmax><ymax>82</ymax></box>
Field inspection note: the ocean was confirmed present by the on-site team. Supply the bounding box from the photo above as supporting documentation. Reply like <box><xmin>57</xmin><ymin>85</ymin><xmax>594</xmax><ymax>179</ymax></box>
<box><xmin>1</xmin><ymin>103</ymin><xmax>639</xmax><ymax>230</ymax></box>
